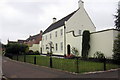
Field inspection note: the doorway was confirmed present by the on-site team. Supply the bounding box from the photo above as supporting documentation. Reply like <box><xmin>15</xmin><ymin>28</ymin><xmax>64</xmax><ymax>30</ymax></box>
<box><xmin>67</xmin><ymin>44</ymin><xmax>71</xmax><ymax>55</ymax></box>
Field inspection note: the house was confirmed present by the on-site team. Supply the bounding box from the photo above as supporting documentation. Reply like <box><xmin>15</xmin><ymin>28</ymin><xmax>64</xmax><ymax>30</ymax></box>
<box><xmin>39</xmin><ymin>0</ymin><xmax>120</xmax><ymax>58</ymax></box>
<box><xmin>8</xmin><ymin>40</ymin><xmax>18</xmax><ymax>44</ymax></box>
<box><xmin>40</xmin><ymin>0</ymin><xmax>96</xmax><ymax>56</ymax></box>
<box><xmin>22</xmin><ymin>30</ymin><xmax>42</xmax><ymax>52</ymax></box>
<box><xmin>8</xmin><ymin>30</ymin><xmax>42</xmax><ymax>52</ymax></box>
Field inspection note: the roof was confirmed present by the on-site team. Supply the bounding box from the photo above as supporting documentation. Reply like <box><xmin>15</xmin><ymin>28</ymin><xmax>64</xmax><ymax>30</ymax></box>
<box><xmin>8</xmin><ymin>41</ymin><xmax>18</xmax><ymax>44</ymax></box>
<box><xmin>43</xmin><ymin>10</ymin><xmax>78</xmax><ymax>34</ymax></box>
<box><xmin>18</xmin><ymin>40</ymin><xmax>26</xmax><ymax>43</ymax></box>
<box><xmin>26</xmin><ymin>34</ymin><xmax>40</xmax><ymax>41</ymax></box>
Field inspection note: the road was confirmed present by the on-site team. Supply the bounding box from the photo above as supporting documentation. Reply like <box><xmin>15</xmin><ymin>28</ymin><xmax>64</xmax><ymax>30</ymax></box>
<box><xmin>2</xmin><ymin>57</ymin><xmax>120</xmax><ymax>79</ymax></box>
<box><xmin>0</xmin><ymin>48</ymin><xmax>2</xmax><ymax>79</ymax></box>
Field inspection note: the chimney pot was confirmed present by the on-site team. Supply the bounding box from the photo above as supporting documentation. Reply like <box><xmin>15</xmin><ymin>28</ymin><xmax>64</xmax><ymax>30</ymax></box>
<box><xmin>78</xmin><ymin>0</ymin><xmax>84</xmax><ymax>8</ymax></box>
<box><xmin>53</xmin><ymin>17</ymin><xmax>57</xmax><ymax>23</ymax></box>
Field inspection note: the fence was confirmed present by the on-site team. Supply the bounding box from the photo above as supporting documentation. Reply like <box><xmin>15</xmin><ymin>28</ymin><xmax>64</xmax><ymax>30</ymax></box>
<box><xmin>11</xmin><ymin>54</ymin><xmax>119</xmax><ymax>73</ymax></box>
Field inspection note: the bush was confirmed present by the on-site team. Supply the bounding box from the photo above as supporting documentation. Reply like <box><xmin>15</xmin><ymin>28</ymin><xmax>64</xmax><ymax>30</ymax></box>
<box><xmin>71</xmin><ymin>47</ymin><xmax>79</xmax><ymax>57</ymax></box>
<box><xmin>34</xmin><ymin>51</ymin><xmax>40</xmax><ymax>55</ymax></box>
<box><xmin>94</xmin><ymin>51</ymin><xmax>105</xmax><ymax>59</ymax></box>
<box><xmin>5</xmin><ymin>43</ymin><xmax>29</xmax><ymax>56</ymax></box>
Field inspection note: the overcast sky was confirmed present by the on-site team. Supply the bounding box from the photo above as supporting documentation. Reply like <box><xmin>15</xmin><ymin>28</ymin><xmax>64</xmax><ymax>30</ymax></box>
<box><xmin>0</xmin><ymin>0</ymin><xmax>119</xmax><ymax>44</ymax></box>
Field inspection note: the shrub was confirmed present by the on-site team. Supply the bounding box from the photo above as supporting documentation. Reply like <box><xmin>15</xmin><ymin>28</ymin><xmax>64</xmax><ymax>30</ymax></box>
<box><xmin>94</xmin><ymin>51</ymin><xmax>105</xmax><ymax>59</ymax></box>
<box><xmin>81</xmin><ymin>30</ymin><xmax>90</xmax><ymax>59</ymax></box>
<box><xmin>71</xmin><ymin>47</ymin><xmax>79</xmax><ymax>57</ymax></box>
<box><xmin>5</xmin><ymin>43</ymin><xmax>29</xmax><ymax>56</ymax></box>
<box><xmin>34</xmin><ymin>51</ymin><xmax>40</xmax><ymax>55</ymax></box>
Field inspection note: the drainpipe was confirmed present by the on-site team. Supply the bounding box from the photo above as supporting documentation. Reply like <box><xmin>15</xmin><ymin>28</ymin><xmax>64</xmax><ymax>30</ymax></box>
<box><xmin>64</xmin><ymin>21</ymin><xmax>67</xmax><ymax>56</ymax></box>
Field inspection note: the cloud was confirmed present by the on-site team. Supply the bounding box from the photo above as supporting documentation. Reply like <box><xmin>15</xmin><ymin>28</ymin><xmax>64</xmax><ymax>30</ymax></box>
<box><xmin>0</xmin><ymin>0</ymin><xmax>119</xmax><ymax>44</ymax></box>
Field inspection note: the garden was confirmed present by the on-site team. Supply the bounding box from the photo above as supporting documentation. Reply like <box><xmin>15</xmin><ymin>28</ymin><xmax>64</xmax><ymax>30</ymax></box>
<box><xmin>12</xmin><ymin>55</ymin><xmax>119</xmax><ymax>73</ymax></box>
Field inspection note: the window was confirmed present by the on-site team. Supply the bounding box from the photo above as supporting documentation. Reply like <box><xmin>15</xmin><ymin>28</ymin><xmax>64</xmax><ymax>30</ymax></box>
<box><xmin>60</xmin><ymin>29</ymin><xmax>63</xmax><ymax>36</ymax></box>
<box><xmin>55</xmin><ymin>43</ymin><xmax>58</xmax><ymax>51</ymax></box>
<box><xmin>42</xmin><ymin>45</ymin><xmax>44</xmax><ymax>51</ymax></box>
<box><xmin>46</xmin><ymin>35</ymin><xmax>47</xmax><ymax>40</ymax></box>
<box><xmin>55</xmin><ymin>31</ymin><xmax>57</xmax><ymax>37</ymax></box>
<box><xmin>42</xmin><ymin>36</ymin><xmax>44</xmax><ymax>41</ymax></box>
<box><xmin>60</xmin><ymin>42</ymin><xmax>63</xmax><ymax>50</ymax></box>
<box><xmin>50</xmin><ymin>33</ymin><xmax>52</xmax><ymax>39</ymax></box>
<box><xmin>79</xmin><ymin>30</ymin><xmax>81</xmax><ymax>35</ymax></box>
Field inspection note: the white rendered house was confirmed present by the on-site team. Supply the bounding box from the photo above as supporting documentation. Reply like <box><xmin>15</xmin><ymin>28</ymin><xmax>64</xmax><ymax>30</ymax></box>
<box><xmin>40</xmin><ymin>0</ymin><xmax>96</xmax><ymax>56</ymax></box>
<box><xmin>39</xmin><ymin>0</ymin><xmax>120</xmax><ymax>58</ymax></box>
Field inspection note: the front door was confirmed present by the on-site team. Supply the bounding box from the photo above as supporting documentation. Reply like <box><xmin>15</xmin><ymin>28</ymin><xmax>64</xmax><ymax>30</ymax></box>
<box><xmin>67</xmin><ymin>44</ymin><xmax>70</xmax><ymax>55</ymax></box>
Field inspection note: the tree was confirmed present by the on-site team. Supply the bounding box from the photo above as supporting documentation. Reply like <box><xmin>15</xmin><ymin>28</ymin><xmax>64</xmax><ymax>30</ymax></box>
<box><xmin>115</xmin><ymin>7</ymin><xmax>120</xmax><ymax>30</ymax></box>
<box><xmin>113</xmin><ymin>33</ymin><xmax>120</xmax><ymax>62</ymax></box>
<box><xmin>5</xmin><ymin>43</ymin><xmax>29</xmax><ymax>55</ymax></box>
<box><xmin>81</xmin><ymin>30</ymin><xmax>90</xmax><ymax>59</ymax></box>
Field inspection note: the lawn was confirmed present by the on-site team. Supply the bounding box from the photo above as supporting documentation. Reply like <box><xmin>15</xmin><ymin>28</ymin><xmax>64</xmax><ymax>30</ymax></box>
<box><xmin>12</xmin><ymin>55</ymin><xmax>119</xmax><ymax>73</ymax></box>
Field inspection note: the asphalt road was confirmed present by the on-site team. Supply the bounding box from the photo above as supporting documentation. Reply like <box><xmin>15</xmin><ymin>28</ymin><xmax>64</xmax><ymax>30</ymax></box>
<box><xmin>0</xmin><ymin>52</ymin><xmax>2</xmax><ymax>79</ymax></box>
<box><xmin>2</xmin><ymin>57</ymin><xmax>120</xmax><ymax>79</ymax></box>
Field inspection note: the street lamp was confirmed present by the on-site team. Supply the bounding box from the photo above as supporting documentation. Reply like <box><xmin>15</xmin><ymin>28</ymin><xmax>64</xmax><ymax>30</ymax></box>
<box><xmin>46</xmin><ymin>41</ymin><xmax>54</xmax><ymax>68</ymax></box>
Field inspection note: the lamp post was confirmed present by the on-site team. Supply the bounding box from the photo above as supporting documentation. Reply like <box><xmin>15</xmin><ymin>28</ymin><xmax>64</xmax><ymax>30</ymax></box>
<box><xmin>46</xmin><ymin>41</ymin><xmax>54</xmax><ymax>68</ymax></box>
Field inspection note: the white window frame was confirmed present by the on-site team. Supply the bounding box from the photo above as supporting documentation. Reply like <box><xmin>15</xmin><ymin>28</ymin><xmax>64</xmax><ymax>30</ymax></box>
<box><xmin>60</xmin><ymin>29</ymin><xmax>63</xmax><ymax>36</ymax></box>
<box><xmin>50</xmin><ymin>33</ymin><xmax>52</xmax><ymax>39</ymax></box>
<box><xmin>55</xmin><ymin>31</ymin><xmax>57</xmax><ymax>37</ymax></box>
<box><xmin>55</xmin><ymin>43</ymin><xmax>58</xmax><ymax>51</ymax></box>
<box><xmin>60</xmin><ymin>42</ymin><xmax>63</xmax><ymax>51</ymax></box>
<box><xmin>46</xmin><ymin>35</ymin><xmax>47</xmax><ymax>40</ymax></box>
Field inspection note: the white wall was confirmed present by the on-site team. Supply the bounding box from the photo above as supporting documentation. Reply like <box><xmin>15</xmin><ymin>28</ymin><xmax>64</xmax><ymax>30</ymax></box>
<box><xmin>41</xmin><ymin>3</ymin><xmax>96</xmax><ymax>56</ymax></box>
<box><xmin>66</xmin><ymin>32</ymin><xmax>82</xmax><ymax>56</ymax></box>
<box><xmin>29</xmin><ymin>44</ymin><xmax>39</xmax><ymax>52</ymax></box>
<box><xmin>42</xmin><ymin>26</ymin><xmax>65</xmax><ymax>55</ymax></box>
<box><xmin>66</xmin><ymin>6</ymin><xmax>96</xmax><ymax>34</ymax></box>
<box><xmin>89</xmin><ymin>29</ymin><xmax>119</xmax><ymax>58</ymax></box>
<box><xmin>65</xmin><ymin>5</ymin><xmax>96</xmax><ymax>56</ymax></box>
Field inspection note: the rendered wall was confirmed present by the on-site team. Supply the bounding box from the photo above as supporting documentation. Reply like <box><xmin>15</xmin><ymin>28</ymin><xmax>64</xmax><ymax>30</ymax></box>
<box><xmin>66</xmin><ymin>32</ymin><xmax>82</xmax><ymax>56</ymax></box>
<box><xmin>42</xmin><ymin>26</ymin><xmax>65</xmax><ymax>55</ymax></box>
<box><xmin>66</xmin><ymin>6</ymin><xmax>96</xmax><ymax>34</ymax></box>
<box><xmin>89</xmin><ymin>29</ymin><xmax>119</xmax><ymax>58</ymax></box>
<box><xmin>29</xmin><ymin>44</ymin><xmax>39</xmax><ymax>52</ymax></box>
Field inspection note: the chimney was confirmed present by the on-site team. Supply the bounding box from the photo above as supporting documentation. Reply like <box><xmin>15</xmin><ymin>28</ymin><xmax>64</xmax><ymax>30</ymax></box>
<box><xmin>78</xmin><ymin>0</ymin><xmax>84</xmax><ymax>8</ymax></box>
<box><xmin>40</xmin><ymin>30</ymin><xmax>43</xmax><ymax>34</ymax></box>
<box><xmin>53</xmin><ymin>17</ymin><xmax>57</xmax><ymax>23</ymax></box>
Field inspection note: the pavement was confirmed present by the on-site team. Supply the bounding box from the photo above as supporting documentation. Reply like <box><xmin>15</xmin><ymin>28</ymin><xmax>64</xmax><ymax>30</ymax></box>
<box><xmin>2</xmin><ymin>56</ymin><xmax>120</xmax><ymax>79</ymax></box>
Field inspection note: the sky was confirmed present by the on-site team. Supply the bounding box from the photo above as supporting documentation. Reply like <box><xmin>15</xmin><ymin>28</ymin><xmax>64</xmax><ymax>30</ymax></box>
<box><xmin>0</xmin><ymin>0</ymin><xmax>120</xmax><ymax>44</ymax></box>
